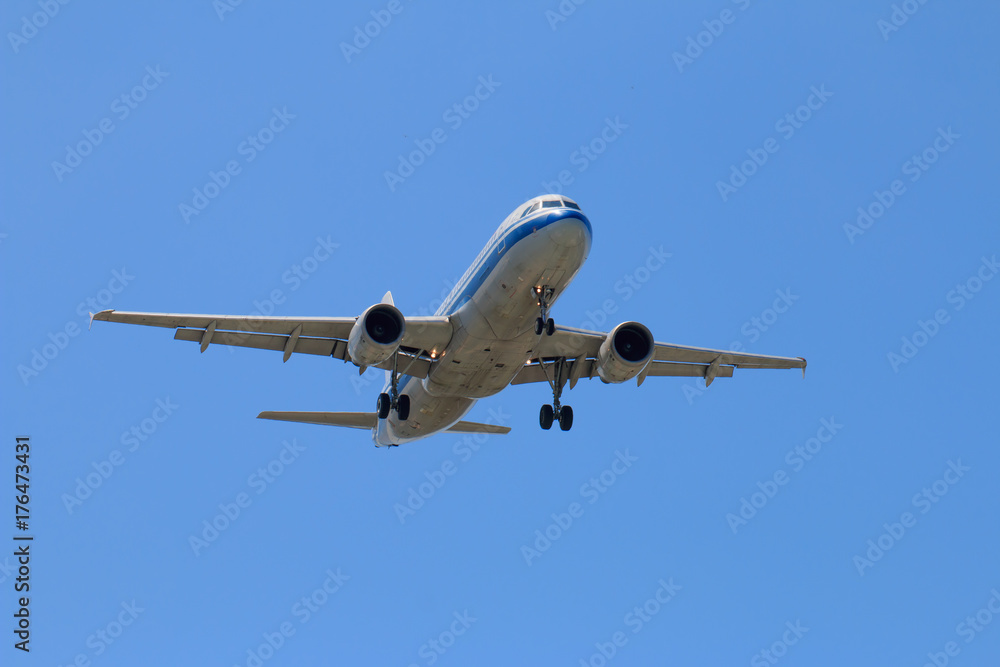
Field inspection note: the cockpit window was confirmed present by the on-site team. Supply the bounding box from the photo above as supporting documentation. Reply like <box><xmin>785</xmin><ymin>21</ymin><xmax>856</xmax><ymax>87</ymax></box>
<box><xmin>541</xmin><ymin>200</ymin><xmax>562</xmax><ymax>208</ymax></box>
<box><xmin>562</xmin><ymin>200</ymin><xmax>581</xmax><ymax>210</ymax></box>
<box><xmin>522</xmin><ymin>202</ymin><xmax>541</xmax><ymax>217</ymax></box>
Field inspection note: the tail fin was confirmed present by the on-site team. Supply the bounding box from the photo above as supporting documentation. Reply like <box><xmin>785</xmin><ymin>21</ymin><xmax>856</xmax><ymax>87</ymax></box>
<box><xmin>381</xmin><ymin>291</ymin><xmax>394</xmax><ymax>305</ymax></box>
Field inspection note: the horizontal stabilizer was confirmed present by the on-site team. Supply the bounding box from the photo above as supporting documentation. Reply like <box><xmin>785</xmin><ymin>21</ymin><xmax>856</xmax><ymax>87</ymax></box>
<box><xmin>445</xmin><ymin>421</ymin><xmax>511</xmax><ymax>435</ymax></box>
<box><xmin>257</xmin><ymin>411</ymin><xmax>376</xmax><ymax>430</ymax></box>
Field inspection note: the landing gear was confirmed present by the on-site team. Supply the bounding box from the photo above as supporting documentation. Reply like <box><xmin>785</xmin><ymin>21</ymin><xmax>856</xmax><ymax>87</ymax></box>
<box><xmin>540</xmin><ymin>404</ymin><xmax>554</xmax><ymax>430</ymax></box>
<box><xmin>377</xmin><ymin>393</ymin><xmax>391</xmax><ymax>419</ymax></box>
<box><xmin>558</xmin><ymin>405</ymin><xmax>573</xmax><ymax>431</ymax></box>
<box><xmin>538</xmin><ymin>357</ymin><xmax>574</xmax><ymax>432</ymax></box>
<box><xmin>534</xmin><ymin>286</ymin><xmax>556</xmax><ymax>336</ymax></box>
<box><xmin>377</xmin><ymin>352</ymin><xmax>411</xmax><ymax>421</ymax></box>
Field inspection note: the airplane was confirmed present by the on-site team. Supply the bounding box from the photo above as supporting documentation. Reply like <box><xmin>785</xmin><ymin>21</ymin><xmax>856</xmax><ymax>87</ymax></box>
<box><xmin>92</xmin><ymin>194</ymin><xmax>806</xmax><ymax>447</ymax></box>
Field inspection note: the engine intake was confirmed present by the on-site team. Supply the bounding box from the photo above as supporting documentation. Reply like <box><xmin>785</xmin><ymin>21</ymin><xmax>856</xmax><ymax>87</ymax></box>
<box><xmin>348</xmin><ymin>303</ymin><xmax>405</xmax><ymax>367</ymax></box>
<box><xmin>596</xmin><ymin>322</ymin><xmax>654</xmax><ymax>383</ymax></box>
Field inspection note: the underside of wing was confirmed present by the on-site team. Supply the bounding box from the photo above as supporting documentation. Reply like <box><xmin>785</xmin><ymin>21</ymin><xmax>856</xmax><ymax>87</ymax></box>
<box><xmin>91</xmin><ymin>309</ymin><xmax>454</xmax><ymax>378</ymax></box>
<box><xmin>525</xmin><ymin>324</ymin><xmax>805</xmax><ymax>387</ymax></box>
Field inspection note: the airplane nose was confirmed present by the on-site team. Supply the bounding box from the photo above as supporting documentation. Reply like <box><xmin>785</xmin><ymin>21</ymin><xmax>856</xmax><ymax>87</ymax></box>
<box><xmin>549</xmin><ymin>212</ymin><xmax>593</xmax><ymax>250</ymax></box>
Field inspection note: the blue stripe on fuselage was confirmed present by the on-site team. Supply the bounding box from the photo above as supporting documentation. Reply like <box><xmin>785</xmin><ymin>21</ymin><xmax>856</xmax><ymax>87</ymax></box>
<box><xmin>387</xmin><ymin>208</ymin><xmax>591</xmax><ymax>400</ymax></box>
<box><xmin>436</xmin><ymin>209</ymin><xmax>592</xmax><ymax>316</ymax></box>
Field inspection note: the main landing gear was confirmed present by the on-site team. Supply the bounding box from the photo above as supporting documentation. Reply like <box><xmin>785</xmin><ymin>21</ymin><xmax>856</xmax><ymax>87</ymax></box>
<box><xmin>538</xmin><ymin>357</ymin><xmax>573</xmax><ymax>432</ymax></box>
<box><xmin>376</xmin><ymin>352</ymin><xmax>410</xmax><ymax>421</ymax></box>
<box><xmin>534</xmin><ymin>285</ymin><xmax>556</xmax><ymax>336</ymax></box>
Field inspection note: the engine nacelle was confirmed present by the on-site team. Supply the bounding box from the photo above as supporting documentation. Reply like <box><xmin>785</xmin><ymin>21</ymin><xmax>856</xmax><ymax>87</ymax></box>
<box><xmin>596</xmin><ymin>322</ymin><xmax>654</xmax><ymax>383</ymax></box>
<box><xmin>348</xmin><ymin>303</ymin><xmax>405</xmax><ymax>367</ymax></box>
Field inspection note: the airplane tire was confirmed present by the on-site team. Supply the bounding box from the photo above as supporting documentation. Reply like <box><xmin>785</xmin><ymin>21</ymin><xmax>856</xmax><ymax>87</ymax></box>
<box><xmin>397</xmin><ymin>394</ymin><xmax>411</xmax><ymax>421</ymax></box>
<box><xmin>539</xmin><ymin>404</ymin><xmax>554</xmax><ymax>430</ymax></box>
<box><xmin>546</xmin><ymin>318</ymin><xmax>555</xmax><ymax>336</ymax></box>
<box><xmin>559</xmin><ymin>405</ymin><xmax>573</xmax><ymax>431</ymax></box>
<box><xmin>377</xmin><ymin>393</ymin><xmax>391</xmax><ymax>419</ymax></box>
<box><xmin>534</xmin><ymin>317</ymin><xmax>544</xmax><ymax>335</ymax></box>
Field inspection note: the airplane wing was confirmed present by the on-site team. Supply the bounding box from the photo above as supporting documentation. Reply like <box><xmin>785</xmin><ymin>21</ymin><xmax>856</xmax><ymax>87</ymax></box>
<box><xmin>90</xmin><ymin>309</ymin><xmax>454</xmax><ymax>378</ymax></box>
<box><xmin>516</xmin><ymin>324</ymin><xmax>805</xmax><ymax>387</ymax></box>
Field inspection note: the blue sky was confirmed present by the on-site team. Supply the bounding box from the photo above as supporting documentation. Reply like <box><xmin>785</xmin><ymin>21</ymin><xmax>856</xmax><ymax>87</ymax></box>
<box><xmin>3</xmin><ymin>1</ymin><xmax>999</xmax><ymax>665</ymax></box>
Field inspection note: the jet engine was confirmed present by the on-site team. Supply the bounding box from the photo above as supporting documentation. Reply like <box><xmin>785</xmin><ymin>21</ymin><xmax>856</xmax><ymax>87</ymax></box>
<box><xmin>596</xmin><ymin>322</ymin><xmax>654</xmax><ymax>383</ymax></box>
<box><xmin>348</xmin><ymin>303</ymin><xmax>405</xmax><ymax>367</ymax></box>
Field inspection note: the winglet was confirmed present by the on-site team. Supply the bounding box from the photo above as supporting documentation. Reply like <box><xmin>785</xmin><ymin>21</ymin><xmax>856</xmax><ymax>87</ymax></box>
<box><xmin>89</xmin><ymin>309</ymin><xmax>113</xmax><ymax>330</ymax></box>
<box><xmin>799</xmin><ymin>357</ymin><xmax>807</xmax><ymax>378</ymax></box>
<box><xmin>381</xmin><ymin>291</ymin><xmax>394</xmax><ymax>305</ymax></box>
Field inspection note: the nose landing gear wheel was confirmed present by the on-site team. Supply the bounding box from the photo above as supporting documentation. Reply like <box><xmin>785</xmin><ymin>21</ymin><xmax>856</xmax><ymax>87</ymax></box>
<box><xmin>558</xmin><ymin>405</ymin><xmax>573</xmax><ymax>431</ymax></box>
<box><xmin>534</xmin><ymin>286</ymin><xmax>556</xmax><ymax>336</ymax></box>
<box><xmin>540</xmin><ymin>404</ymin><xmax>554</xmax><ymax>430</ymax></box>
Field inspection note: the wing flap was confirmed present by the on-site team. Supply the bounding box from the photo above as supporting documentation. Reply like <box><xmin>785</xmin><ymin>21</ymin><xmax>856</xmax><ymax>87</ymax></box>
<box><xmin>174</xmin><ymin>329</ymin><xmax>340</xmax><ymax>356</ymax></box>
<box><xmin>510</xmin><ymin>359</ymin><xmax>736</xmax><ymax>385</ymax></box>
<box><xmin>174</xmin><ymin>328</ymin><xmax>432</xmax><ymax>377</ymax></box>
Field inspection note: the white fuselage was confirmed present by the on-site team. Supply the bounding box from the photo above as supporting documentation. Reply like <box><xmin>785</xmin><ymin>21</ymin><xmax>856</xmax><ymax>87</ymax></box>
<box><xmin>374</xmin><ymin>196</ymin><xmax>592</xmax><ymax>446</ymax></box>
